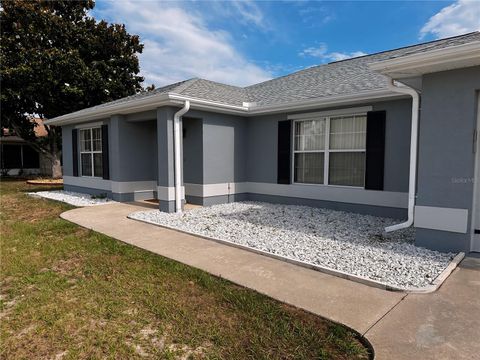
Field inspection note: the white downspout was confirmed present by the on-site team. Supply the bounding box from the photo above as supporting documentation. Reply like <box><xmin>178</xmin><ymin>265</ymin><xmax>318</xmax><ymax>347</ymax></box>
<box><xmin>385</xmin><ymin>79</ymin><xmax>420</xmax><ymax>233</ymax></box>
<box><xmin>173</xmin><ymin>101</ymin><xmax>190</xmax><ymax>213</ymax></box>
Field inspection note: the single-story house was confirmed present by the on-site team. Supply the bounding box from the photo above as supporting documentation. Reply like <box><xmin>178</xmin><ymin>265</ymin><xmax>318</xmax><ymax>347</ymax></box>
<box><xmin>45</xmin><ymin>32</ymin><xmax>480</xmax><ymax>253</ymax></box>
<box><xmin>1</xmin><ymin>119</ymin><xmax>53</xmax><ymax>176</ymax></box>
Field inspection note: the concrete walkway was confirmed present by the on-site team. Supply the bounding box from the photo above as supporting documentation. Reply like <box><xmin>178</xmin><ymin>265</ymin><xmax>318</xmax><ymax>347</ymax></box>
<box><xmin>61</xmin><ymin>202</ymin><xmax>479</xmax><ymax>360</ymax></box>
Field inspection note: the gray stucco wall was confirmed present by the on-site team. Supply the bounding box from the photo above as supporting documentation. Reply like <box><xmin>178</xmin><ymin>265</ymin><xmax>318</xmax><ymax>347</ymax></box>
<box><xmin>201</xmin><ymin>111</ymin><xmax>247</xmax><ymax>184</ymax></box>
<box><xmin>156</xmin><ymin>107</ymin><xmax>176</xmax><ymax>188</ymax></box>
<box><xmin>182</xmin><ymin>109</ymin><xmax>247</xmax><ymax>185</ymax></box>
<box><xmin>61</xmin><ymin>125</ymin><xmax>74</xmax><ymax>176</ymax></box>
<box><xmin>61</xmin><ymin>117</ymin><xmax>156</xmax><ymax>183</ymax></box>
<box><xmin>415</xmin><ymin>66</ymin><xmax>480</xmax><ymax>252</ymax></box>
<box><xmin>373</xmin><ymin>99</ymin><xmax>412</xmax><ymax>192</ymax></box>
<box><xmin>110</xmin><ymin>116</ymin><xmax>157</xmax><ymax>182</ymax></box>
<box><xmin>246</xmin><ymin>113</ymin><xmax>287</xmax><ymax>183</ymax></box>
<box><xmin>245</xmin><ymin>99</ymin><xmax>412</xmax><ymax>192</ymax></box>
<box><xmin>183</xmin><ymin>117</ymin><xmax>203</xmax><ymax>184</ymax></box>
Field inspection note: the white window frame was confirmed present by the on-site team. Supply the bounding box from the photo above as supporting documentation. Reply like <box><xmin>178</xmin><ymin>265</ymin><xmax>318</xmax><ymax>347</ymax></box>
<box><xmin>291</xmin><ymin>113</ymin><xmax>367</xmax><ymax>188</ymax></box>
<box><xmin>79</xmin><ymin>127</ymin><xmax>102</xmax><ymax>178</ymax></box>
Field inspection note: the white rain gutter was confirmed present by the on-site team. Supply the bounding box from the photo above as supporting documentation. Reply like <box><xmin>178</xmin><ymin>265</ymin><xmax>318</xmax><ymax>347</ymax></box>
<box><xmin>385</xmin><ymin>79</ymin><xmax>420</xmax><ymax>233</ymax></box>
<box><xmin>173</xmin><ymin>101</ymin><xmax>190</xmax><ymax>212</ymax></box>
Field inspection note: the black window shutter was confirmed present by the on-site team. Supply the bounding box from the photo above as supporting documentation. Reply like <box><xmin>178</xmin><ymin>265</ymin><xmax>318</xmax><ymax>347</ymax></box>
<box><xmin>365</xmin><ymin>110</ymin><xmax>386</xmax><ymax>190</ymax></box>
<box><xmin>101</xmin><ymin>124</ymin><xmax>110</xmax><ymax>180</ymax></box>
<box><xmin>72</xmin><ymin>129</ymin><xmax>79</xmax><ymax>177</ymax></box>
<box><xmin>277</xmin><ymin>120</ymin><xmax>292</xmax><ymax>184</ymax></box>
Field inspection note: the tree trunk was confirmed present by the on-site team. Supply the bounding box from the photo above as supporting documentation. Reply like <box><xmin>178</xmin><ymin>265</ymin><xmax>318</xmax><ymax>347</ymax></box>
<box><xmin>51</xmin><ymin>155</ymin><xmax>62</xmax><ymax>179</ymax></box>
<box><xmin>49</xmin><ymin>137</ymin><xmax>62</xmax><ymax>179</ymax></box>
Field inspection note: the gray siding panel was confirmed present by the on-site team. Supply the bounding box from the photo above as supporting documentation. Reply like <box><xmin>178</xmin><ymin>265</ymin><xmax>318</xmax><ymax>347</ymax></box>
<box><xmin>183</xmin><ymin>117</ymin><xmax>203</xmax><ymax>184</ymax></box>
<box><xmin>373</xmin><ymin>99</ymin><xmax>412</xmax><ymax>192</ymax></box>
<box><xmin>114</xmin><ymin>118</ymin><xmax>157</xmax><ymax>182</ymax></box>
<box><xmin>157</xmin><ymin>107</ymin><xmax>176</xmax><ymax>187</ymax></box>
<box><xmin>187</xmin><ymin>110</ymin><xmax>247</xmax><ymax>184</ymax></box>
<box><xmin>415</xmin><ymin>228</ymin><xmax>471</xmax><ymax>253</ymax></box>
<box><xmin>417</xmin><ymin>67</ymin><xmax>479</xmax><ymax>209</ymax></box>
<box><xmin>246</xmin><ymin>113</ymin><xmax>286</xmax><ymax>183</ymax></box>
<box><xmin>415</xmin><ymin>66</ymin><xmax>480</xmax><ymax>251</ymax></box>
<box><xmin>62</xmin><ymin>125</ymin><xmax>74</xmax><ymax>176</ymax></box>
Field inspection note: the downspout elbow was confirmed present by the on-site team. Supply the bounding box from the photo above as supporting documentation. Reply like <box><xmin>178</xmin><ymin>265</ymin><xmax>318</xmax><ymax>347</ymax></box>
<box><xmin>173</xmin><ymin>101</ymin><xmax>190</xmax><ymax>213</ymax></box>
<box><xmin>384</xmin><ymin>79</ymin><xmax>419</xmax><ymax>233</ymax></box>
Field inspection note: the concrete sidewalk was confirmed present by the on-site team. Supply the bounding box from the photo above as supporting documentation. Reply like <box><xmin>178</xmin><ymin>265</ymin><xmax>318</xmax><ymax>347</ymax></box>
<box><xmin>61</xmin><ymin>202</ymin><xmax>479</xmax><ymax>359</ymax></box>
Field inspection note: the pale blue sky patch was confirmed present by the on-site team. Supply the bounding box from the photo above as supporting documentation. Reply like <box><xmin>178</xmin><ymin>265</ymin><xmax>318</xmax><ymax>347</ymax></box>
<box><xmin>92</xmin><ymin>0</ymin><xmax>480</xmax><ymax>88</ymax></box>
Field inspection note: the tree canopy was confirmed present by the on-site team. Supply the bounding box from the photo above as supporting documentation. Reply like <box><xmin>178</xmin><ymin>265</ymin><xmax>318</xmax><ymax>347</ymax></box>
<box><xmin>0</xmin><ymin>0</ymin><xmax>146</xmax><ymax>176</ymax></box>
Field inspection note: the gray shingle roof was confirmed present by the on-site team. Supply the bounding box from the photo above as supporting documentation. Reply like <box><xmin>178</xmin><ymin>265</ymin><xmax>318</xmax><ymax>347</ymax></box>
<box><xmin>68</xmin><ymin>32</ymin><xmax>480</xmax><ymax>113</ymax></box>
<box><xmin>245</xmin><ymin>32</ymin><xmax>480</xmax><ymax>106</ymax></box>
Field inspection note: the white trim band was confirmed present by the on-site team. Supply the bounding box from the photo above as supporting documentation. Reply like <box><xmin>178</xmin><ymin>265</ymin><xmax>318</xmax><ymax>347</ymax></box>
<box><xmin>157</xmin><ymin>186</ymin><xmax>185</xmax><ymax>202</ymax></box>
<box><xmin>414</xmin><ymin>206</ymin><xmax>469</xmax><ymax>234</ymax></box>
<box><xmin>184</xmin><ymin>182</ymin><xmax>408</xmax><ymax>208</ymax></box>
<box><xmin>64</xmin><ymin>176</ymin><xmax>157</xmax><ymax>194</ymax></box>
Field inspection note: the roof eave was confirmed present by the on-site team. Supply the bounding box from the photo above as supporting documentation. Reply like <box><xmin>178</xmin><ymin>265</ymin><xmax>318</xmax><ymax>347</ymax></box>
<box><xmin>247</xmin><ymin>89</ymin><xmax>406</xmax><ymax>115</ymax></box>
<box><xmin>45</xmin><ymin>89</ymin><xmax>406</xmax><ymax>125</ymax></box>
<box><xmin>369</xmin><ymin>41</ymin><xmax>480</xmax><ymax>79</ymax></box>
<box><xmin>44</xmin><ymin>92</ymin><xmax>250</xmax><ymax>126</ymax></box>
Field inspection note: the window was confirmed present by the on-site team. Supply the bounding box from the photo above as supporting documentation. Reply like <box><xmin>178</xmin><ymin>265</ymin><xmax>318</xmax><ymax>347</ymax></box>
<box><xmin>294</xmin><ymin>119</ymin><xmax>326</xmax><ymax>184</ymax></box>
<box><xmin>293</xmin><ymin>113</ymin><xmax>366</xmax><ymax>187</ymax></box>
<box><xmin>79</xmin><ymin>127</ymin><xmax>102</xmax><ymax>177</ymax></box>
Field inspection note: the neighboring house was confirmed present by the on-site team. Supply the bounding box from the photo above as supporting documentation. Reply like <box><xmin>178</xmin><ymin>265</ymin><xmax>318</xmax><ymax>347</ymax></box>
<box><xmin>45</xmin><ymin>32</ymin><xmax>480</xmax><ymax>253</ymax></box>
<box><xmin>0</xmin><ymin>118</ymin><xmax>52</xmax><ymax>176</ymax></box>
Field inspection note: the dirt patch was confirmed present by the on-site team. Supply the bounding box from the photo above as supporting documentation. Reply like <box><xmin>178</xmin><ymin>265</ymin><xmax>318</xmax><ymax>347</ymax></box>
<box><xmin>51</xmin><ymin>257</ymin><xmax>84</xmax><ymax>277</ymax></box>
<box><xmin>167</xmin><ymin>342</ymin><xmax>212</xmax><ymax>359</ymax></box>
<box><xmin>27</xmin><ymin>179</ymin><xmax>64</xmax><ymax>186</ymax></box>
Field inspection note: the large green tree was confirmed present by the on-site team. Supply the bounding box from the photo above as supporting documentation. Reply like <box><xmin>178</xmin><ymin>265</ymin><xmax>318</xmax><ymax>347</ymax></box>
<box><xmin>1</xmin><ymin>0</ymin><xmax>146</xmax><ymax>177</ymax></box>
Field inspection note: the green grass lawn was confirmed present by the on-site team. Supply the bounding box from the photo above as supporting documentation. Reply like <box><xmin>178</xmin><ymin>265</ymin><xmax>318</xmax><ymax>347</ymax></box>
<box><xmin>0</xmin><ymin>180</ymin><xmax>370</xmax><ymax>359</ymax></box>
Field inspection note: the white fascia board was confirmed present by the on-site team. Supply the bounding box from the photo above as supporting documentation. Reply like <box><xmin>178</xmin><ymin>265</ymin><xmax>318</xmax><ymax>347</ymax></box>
<box><xmin>369</xmin><ymin>41</ymin><xmax>480</xmax><ymax>77</ymax></box>
<box><xmin>44</xmin><ymin>93</ymin><xmax>172</xmax><ymax>126</ymax></box>
<box><xmin>167</xmin><ymin>94</ymin><xmax>248</xmax><ymax>114</ymax></box>
<box><xmin>45</xmin><ymin>89</ymin><xmax>404</xmax><ymax>126</ymax></box>
<box><xmin>248</xmin><ymin>89</ymin><xmax>404</xmax><ymax>115</ymax></box>
<box><xmin>44</xmin><ymin>93</ymin><xmax>248</xmax><ymax>126</ymax></box>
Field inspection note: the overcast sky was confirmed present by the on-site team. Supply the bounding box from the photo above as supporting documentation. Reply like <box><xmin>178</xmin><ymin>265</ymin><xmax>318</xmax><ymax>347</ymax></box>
<box><xmin>91</xmin><ymin>0</ymin><xmax>480</xmax><ymax>87</ymax></box>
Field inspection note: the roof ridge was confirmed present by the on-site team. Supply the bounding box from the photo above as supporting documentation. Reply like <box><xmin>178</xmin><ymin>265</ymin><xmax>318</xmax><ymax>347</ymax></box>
<box><xmin>328</xmin><ymin>31</ymin><xmax>480</xmax><ymax>65</ymax></box>
<box><xmin>174</xmin><ymin>78</ymin><xmax>201</xmax><ymax>94</ymax></box>
<box><xmin>246</xmin><ymin>31</ymin><xmax>480</xmax><ymax>89</ymax></box>
<box><xmin>195</xmin><ymin>78</ymin><xmax>245</xmax><ymax>90</ymax></box>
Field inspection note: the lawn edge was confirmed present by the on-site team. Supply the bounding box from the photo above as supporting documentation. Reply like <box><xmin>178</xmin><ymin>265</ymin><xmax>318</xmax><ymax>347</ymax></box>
<box><xmin>57</xmin><ymin>210</ymin><xmax>375</xmax><ymax>360</ymax></box>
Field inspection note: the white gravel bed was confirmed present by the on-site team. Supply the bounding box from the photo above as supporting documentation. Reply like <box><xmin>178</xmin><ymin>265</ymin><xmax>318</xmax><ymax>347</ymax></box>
<box><xmin>129</xmin><ymin>201</ymin><xmax>456</xmax><ymax>289</ymax></box>
<box><xmin>28</xmin><ymin>190</ymin><xmax>114</xmax><ymax>207</ymax></box>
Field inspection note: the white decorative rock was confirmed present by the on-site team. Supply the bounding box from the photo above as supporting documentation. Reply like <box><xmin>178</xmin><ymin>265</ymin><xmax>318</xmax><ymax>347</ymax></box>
<box><xmin>28</xmin><ymin>190</ymin><xmax>114</xmax><ymax>207</ymax></box>
<box><xmin>129</xmin><ymin>202</ymin><xmax>455</xmax><ymax>289</ymax></box>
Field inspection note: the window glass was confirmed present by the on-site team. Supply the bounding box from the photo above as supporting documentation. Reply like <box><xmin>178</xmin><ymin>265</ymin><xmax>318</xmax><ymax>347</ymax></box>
<box><xmin>80</xmin><ymin>129</ymin><xmax>91</xmax><ymax>152</ymax></box>
<box><xmin>81</xmin><ymin>153</ymin><xmax>92</xmax><ymax>176</ymax></box>
<box><xmin>93</xmin><ymin>153</ymin><xmax>103</xmax><ymax>177</ymax></box>
<box><xmin>294</xmin><ymin>153</ymin><xmax>324</xmax><ymax>184</ymax></box>
<box><xmin>330</xmin><ymin>115</ymin><xmax>366</xmax><ymax>150</ymax></box>
<box><xmin>92</xmin><ymin>128</ymin><xmax>102</xmax><ymax>151</ymax></box>
<box><xmin>329</xmin><ymin>152</ymin><xmax>365</xmax><ymax>187</ymax></box>
<box><xmin>294</xmin><ymin>119</ymin><xmax>326</xmax><ymax>151</ymax></box>
<box><xmin>79</xmin><ymin>127</ymin><xmax>102</xmax><ymax>177</ymax></box>
<box><xmin>293</xmin><ymin>113</ymin><xmax>366</xmax><ymax>187</ymax></box>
